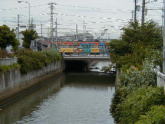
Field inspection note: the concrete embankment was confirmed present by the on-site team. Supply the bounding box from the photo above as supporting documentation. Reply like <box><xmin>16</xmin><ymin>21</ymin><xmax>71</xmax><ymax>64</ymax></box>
<box><xmin>115</xmin><ymin>70</ymin><xmax>120</xmax><ymax>90</ymax></box>
<box><xmin>0</xmin><ymin>61</ymin><xmax>63</xmax><ymax>106</ymax></box>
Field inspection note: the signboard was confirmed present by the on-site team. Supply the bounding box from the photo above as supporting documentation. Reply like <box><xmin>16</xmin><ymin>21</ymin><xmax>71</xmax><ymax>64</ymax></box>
<box><xmin>59</xmin><ymin>48</ymin><xmax>74</xmax><ymax>53</ymax></box>
<box><xmin>91</xmin><ymin>48</ymin><xmax>100</xmax><ymax>53</ymax></box>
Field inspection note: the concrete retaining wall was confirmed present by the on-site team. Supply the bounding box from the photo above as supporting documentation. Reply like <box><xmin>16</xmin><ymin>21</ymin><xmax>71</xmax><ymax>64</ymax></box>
<box><xmin>0</xmin><ymin>61</ymin><xmax>63</xmax><ymax>101</ymax></box>
<box><xmin>0</xmin><ymin>58</ymin><xmax>17</xmax><ymax>66</ymax></box>
<box><xmin>115</xmin><ymin>70</ymin><xmax>120</xmax><ymax>89</ymax></box>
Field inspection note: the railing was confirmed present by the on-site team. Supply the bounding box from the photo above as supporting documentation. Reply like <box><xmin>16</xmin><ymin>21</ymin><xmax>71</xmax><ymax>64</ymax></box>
<box><xmin>63</xmin><ymin>54</ymin><xmax>110</xmax><ymax>59</ymax></box>
<box><xmin>0</xmin><ymin>58</ymin><xmax>17</xmax><ymax>66</ymax></box>
<box><xmin>63</xmin><ymin>53</ymin><xmax>109</xmax><ymax>56</ymax></box>
<box><xmin>156</xmin><ymin>69</ymin><xmax>165</xmax><ymax>91</ymax></box>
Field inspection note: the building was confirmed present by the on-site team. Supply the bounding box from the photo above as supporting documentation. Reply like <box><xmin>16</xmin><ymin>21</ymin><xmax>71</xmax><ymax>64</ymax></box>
<box><xmin>58</xmin><ymin>32</ymin><xmax>94</xmax><ymax>41</ymax></box>
<box><xmin>30</xmin><ymin>38</ymin><xmax>52</xmax><ymax>51</ymax></box>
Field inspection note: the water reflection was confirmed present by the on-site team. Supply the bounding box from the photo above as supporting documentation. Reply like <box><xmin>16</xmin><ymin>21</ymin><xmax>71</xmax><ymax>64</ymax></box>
<box><xmin>0</xmin><ymin>74</ymin><xmax>65</xmax><ymax>124</ymax></box>
<box><xmin>0</xmin><ymin>73</ymin><xmax>115</xmax><ymax>124</ymax></box>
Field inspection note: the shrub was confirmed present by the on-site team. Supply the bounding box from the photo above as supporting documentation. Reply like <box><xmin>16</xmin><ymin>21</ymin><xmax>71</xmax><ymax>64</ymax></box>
<box><xmin>110</xmin><ymin>21</ymin><xmax>163</xmax><ymax>124</ymax></box>
<box><xmin>120</xmin><ymin>59</ymin><xmax>156</xmax><ymax>90</ymax></box>
<box><xmin>0</xmin><ymin>50</ymin><xmax>13</xmax><ymax>58</ymax></box>
<box><xmin>135</xmin><ymin>105</ymin><xmax>165</xmax><ymax>124</ymax></box>
<box><xmin>16</xmin><ymin>49</ymin><xmax>61</xmax><ymax>74</ymax></box>
<box><xmin>43</xmin><ymin>49</ymin><xmax>62</xmax><ymax>61</ymax></box>
<box><xmin>0</xmin><ymin>64</ymin><xmax>20</xmax><ymax>72</ymax></box>
<box><xmin>110</xmin><ymin>87</ymin><xmax>129</xmax><ymax>123</ymax></box>
<box><xmin>117</xmin><ymin>87</ymin><xmax>165</xmax><ymax>124</ymax></box>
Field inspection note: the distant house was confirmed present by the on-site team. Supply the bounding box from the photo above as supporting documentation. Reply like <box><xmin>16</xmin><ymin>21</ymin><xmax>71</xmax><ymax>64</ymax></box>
<box><xmin>30</xmin><ymin>38</ymin><xmax>52</xmax><ymax>51</ymax></box>
<box><xmin>30</xmin><ymin>32</ymin><xmax>94</xmax><ymax>51</ymax></box>
<box><xmin>58</xmin><ymin>33</ymin><xmax>94</xmax><ymax>41</ymax></box>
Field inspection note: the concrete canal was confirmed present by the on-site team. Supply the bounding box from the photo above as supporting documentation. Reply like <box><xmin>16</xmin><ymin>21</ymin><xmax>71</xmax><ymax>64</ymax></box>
<box><xmin>0</xmin><ymin>72</ymin><xmax>115</xmax><ymax>124</ymax></box>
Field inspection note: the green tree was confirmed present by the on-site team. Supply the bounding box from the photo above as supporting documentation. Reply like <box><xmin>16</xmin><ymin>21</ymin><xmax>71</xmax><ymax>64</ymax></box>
<box><xmin>0</xmin><ymin>25</ymin><xmax>19</xmax><ymax>50</ymax></box>
<box><xmin>110</xmin><ymin>21</ymin><xmax>163</xmax><ymax>69</ymax></box>
<box><xmin>110</xmin><ymin>39</ymin><xmax>131</xmax><ymax>56</ymax></box>
<box><xmin>122</xmin><ymin>21</ymin><xmax>162</xmax><ymax>48</ymax></box>
<box><xmin>22</xmin><ymin>29</ymin><xmax>38</xmax><ymax>48</ymax></box>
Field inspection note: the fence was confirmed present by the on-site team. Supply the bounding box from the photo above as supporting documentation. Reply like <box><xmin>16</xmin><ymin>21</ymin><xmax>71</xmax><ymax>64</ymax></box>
<box><xmin>156</xmin><ymin>70</ymin><xmax>165</xmax><ymax>91</ymax></box>
<box><xmin>0</xmin><ymin>58</ymin><xmax>17</xmax><ymax>66</ymax></box>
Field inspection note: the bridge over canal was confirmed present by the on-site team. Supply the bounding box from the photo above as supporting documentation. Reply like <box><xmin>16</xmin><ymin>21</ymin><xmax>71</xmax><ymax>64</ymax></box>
<box><xmin>63</xmin><ymin>54</ymin><xmax>110</xmax><ymax>72</ymax></box>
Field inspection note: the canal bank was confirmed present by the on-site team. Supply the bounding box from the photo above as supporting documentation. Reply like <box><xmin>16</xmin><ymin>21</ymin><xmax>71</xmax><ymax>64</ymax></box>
<box><xmin>110</xmin><ymin>66</ymin><xmax>165</xmax><ymax>124</ymax></box>
<box><xmin>0</xmin><ymin>61</ymin><xmax>64</xmax><ymax>107</ymax></box>
<box><xmin>0</xmin><ymin>72</ymin><xmax>115</xmax><ymax>124</ymax></box>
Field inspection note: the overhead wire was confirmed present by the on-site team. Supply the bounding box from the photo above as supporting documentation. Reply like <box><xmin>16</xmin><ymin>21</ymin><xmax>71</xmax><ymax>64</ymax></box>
<box><xmin>2</xmin><ymin>1</ymin><xmax>162</xmax><ymax>38</ymax></box>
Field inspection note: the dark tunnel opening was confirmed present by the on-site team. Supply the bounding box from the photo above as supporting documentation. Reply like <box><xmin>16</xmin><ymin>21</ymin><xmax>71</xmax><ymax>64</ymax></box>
<box><xmin>64</xmin><ymin>60</ymin><xmax>88</xmax><ymax>72</ymax></box>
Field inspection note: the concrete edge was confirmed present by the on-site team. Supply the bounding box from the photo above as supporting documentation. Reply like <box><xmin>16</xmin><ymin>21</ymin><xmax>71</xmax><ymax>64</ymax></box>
<box><xmin>0</xmin><ymin>69</ymin><xmax>63</xmax><ymax>107</ymax></box>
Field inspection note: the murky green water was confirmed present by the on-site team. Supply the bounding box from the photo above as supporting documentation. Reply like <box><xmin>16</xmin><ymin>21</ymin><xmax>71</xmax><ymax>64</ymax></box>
<box><xmin>0</xmin><ymin>73</ymin><xmax>115</xmax><ymax>124</ymax></box>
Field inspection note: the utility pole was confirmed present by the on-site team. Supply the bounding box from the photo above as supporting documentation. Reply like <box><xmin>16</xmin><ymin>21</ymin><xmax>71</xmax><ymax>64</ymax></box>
<box><xmin>17</xmin><ymin>14</ymin><xmax>20</xmax><ymax>41</ymax></box>
<box><xmin>40</xmin><ymin>24</ymin><xmax>43</xmax><ymax>37</ymax></box>
<box><xmin>83</xmin><ymin>20</ymin><xmax>86</xmax><ymax>33</ymax></box>
<box><xmin>142</xmin><ymin>0</ymin><xmax>146</xmax><ymax>25</ymax></box>
<box><xmin>27</xmin><ymin>1</ymin><xmax>30</xmax><ymax>29</ymax></box>
<box><xmin>48</xmin><ymin>2</ymin><xmax>56</xmax><ymax>42</ymax></box>
<box><xmin>76</xmin><ymin>24</ymin><xmax>78</xmax><ymax>41</ymax></box>
<box><xmin>132</xmin><ymin>10</ymin><xmax>134</xmax><ymax>21</ymax></box>
<box><xmin>18</xmin><ymin>1</ymin><xmax>31</xmax><ymax>29</ymax></box>
<box><xmin>163</xmin><ymin>0</ymin><xmax>165</xmax><ymax>73</ymax></box>
<box><xmin>55</xmin><ymin>18</ymin><xmax>58</xmax><ymax>42</ymax></box>
<box><xmin>31</xmin><ymin>17</ymin><xmax>33</xmax><ymax>29</ymax></box>
<box><xmin>134</xmin><ymin>0</ymin><xmax>137</xmax><ymax>22</ymax></box>
<box><xmin>55</xmin><ymin>18</ymin><xmax>58</xmax><ymax>49</ymax></box>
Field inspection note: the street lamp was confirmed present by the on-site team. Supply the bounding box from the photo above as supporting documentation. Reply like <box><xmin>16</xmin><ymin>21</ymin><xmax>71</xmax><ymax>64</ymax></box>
<box><xmin>18</xmin><ymin>0</ymin><xmax>31</xmax><ymax>29</ymax></box>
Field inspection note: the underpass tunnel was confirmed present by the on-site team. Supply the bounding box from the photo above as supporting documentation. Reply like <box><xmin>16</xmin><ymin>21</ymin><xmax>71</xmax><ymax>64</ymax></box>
<box><xmin>64</xmin><ymin>60</ymin><xmax>89</xmax><ymax>72</ymax></box>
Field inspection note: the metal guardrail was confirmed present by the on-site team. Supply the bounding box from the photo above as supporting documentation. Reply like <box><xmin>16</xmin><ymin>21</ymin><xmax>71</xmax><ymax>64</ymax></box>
<box><xmin>0</xmin><ymin>58</ymin><xmax>17</xmax><ymax>66</ymax></box>
<box><xmin>63</xmin><ymin>54</ymin><xmax>110</xmax><ymax>60</ymax></box>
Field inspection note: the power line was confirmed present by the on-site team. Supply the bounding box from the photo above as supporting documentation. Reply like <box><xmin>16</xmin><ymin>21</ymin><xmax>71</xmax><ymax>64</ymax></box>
<box><xmin>57</xmin><ymin>3</ymin><xmax>132</xmax><ymax>13</ymax></box>
<box><xmin>0</xmin><ymin>2</ymin><xmax>132</xmax><ymax>14</ymax></box>
<box><xmin>0</xmin><ymin>3</ymin><xmax>48</xmax><ymax>12</ymax></box>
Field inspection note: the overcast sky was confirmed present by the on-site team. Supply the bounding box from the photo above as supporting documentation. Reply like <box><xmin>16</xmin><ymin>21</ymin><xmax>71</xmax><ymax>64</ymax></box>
<box><xmin>0</xmin><ymin>0</ymin><xmax>163</xmax><ymax>39</ymax></box>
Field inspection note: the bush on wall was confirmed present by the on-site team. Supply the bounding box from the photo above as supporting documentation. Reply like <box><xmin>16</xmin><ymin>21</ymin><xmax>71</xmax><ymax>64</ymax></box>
<box><xmin>119</xmin><ymin>59</ymin><xmax>157</xmax><ymax>90</ymax></box>
<box><xmin>135</xmin><ymin>105</ymin><xmax>165</xmax><ymax>124</ymax></box>
<box><xmin>116</xmin><ymin>87</ymin><xmax>165</xmax><ymax>124</ymax></box>
<box><xmin>16</xmin><ymin>49</ymin><xmax>61</xmax><ymax>74</ymax></box>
